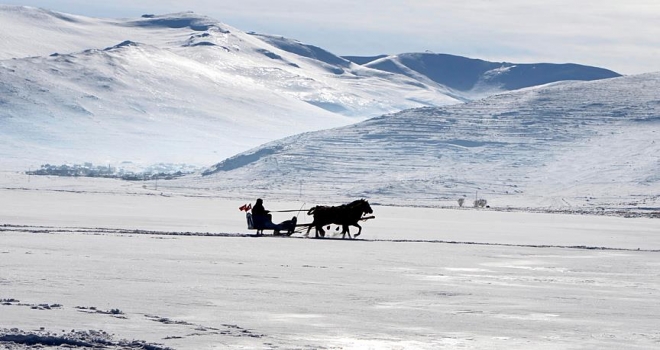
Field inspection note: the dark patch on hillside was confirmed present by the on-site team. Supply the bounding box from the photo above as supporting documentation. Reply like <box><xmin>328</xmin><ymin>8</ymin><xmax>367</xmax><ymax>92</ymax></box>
<box><xmin>125</xmin><ymin>13</ymin><xmax>229</xmax><ymax>33</ymax></box>
<box><xmin>203</xmin><ymin>146</ymin><xmax>284</xmax><ymax>175</ymax></box>
<box><xmin>250</xmin><ymin>33</ymin><xmax>351</xmax><ymax>68</ymax></box>
<box><xmin>342</xmin><ymin>55</ymin><xmax>389</xmax><ymax>65</ymax></box>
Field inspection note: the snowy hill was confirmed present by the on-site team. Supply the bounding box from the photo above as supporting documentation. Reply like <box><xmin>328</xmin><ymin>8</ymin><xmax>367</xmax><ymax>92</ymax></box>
<box><xmin>346</xmin><ymin>53</ymin><xmax>621</xmax><ymax>98</ymax></box>
<box><xmin>0</xmin><ymin>5</ymin><xmax>624</xmax><ymax>172</ymax></box>
<box><xmin>181</xmin><ymin>73</ymin><xmax>660</xmax><ymax>210</ymax></box>
<box><xmin>0</xmin><ymin>6</ymin><xmax>458</xmax><ymax>170</ymax></box>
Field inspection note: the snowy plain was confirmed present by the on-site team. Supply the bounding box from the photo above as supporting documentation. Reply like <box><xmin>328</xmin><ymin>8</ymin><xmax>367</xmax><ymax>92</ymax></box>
<box><xmin>1</xmin><ymin>174</ymin><xmax>659</xmax><ymax>349</ymax></box>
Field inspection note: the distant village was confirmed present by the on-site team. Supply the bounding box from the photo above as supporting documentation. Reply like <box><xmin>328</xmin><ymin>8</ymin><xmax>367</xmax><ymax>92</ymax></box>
<box><xmin>27</xmin><ymin>162</ymin><xmax>197</xmax><ymax>181</ymax></box>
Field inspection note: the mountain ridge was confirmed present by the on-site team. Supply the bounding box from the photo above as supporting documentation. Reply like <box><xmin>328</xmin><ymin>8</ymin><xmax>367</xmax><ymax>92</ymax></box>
<box><xmin>346</xmin><ymin>53</ymin><xmax>621</xmax><ymax>96</ymax></box>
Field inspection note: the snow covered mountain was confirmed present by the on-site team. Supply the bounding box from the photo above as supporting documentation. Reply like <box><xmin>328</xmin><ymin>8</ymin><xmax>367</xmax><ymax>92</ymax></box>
<box><xmin>182</xmin><ymin>73</ymin><xmax>660</xmax><ymax>210</ymax></box>
<box><xmin>0</xmin><ymin>6</ymin><xmax>458</xmax><ymax>170</ymax></box>
<box><xmin>0</xmin><ymin>6</ymin><xmax>622</xmax><ymax>171</ymax></box>
<box><xmin>344</xmin><ymin>53</ymin><xmax>621</xmax><ymax>98</ymax></box>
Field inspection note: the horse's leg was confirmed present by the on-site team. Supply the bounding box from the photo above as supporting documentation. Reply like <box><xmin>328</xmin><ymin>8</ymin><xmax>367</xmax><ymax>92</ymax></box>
<box><xmin>353</xmin><ymin>223</ymin><xmax>362</xmax><ymax>237</ymax></box>
<box><xmin>316</xmin><ymin>225</ymin><xmax>326</xmax><ymax>238</ymax></box>
<box><xmin>341</xmin><ymin>225</ymin><xmax>351</xmax><ymax>239</ymax></box>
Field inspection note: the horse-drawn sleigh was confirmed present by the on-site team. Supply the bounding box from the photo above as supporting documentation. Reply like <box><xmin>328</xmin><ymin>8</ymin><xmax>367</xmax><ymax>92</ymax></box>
<box><xmin>241</xmin><ymin>199</ymin><xmax>375</xmax><ymax>239</ymax></box>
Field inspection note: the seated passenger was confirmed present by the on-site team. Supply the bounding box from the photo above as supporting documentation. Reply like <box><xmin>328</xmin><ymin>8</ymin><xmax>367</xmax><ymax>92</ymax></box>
<box><xmin>251</xmin><ymin>198</ymin><xmax>277</xmax><ymax>229</ymax></box>
<box><xmin>274</xmin><ymin>216</ymin><xmax>297</xmax><ymax>236</ymax></box>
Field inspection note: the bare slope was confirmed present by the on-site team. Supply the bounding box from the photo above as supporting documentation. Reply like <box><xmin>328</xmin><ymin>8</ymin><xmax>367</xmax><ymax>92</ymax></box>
<box><xmin>183</xmin><ymin>73</ymin><xmax>660</xmax><ymax>210</ymax></box>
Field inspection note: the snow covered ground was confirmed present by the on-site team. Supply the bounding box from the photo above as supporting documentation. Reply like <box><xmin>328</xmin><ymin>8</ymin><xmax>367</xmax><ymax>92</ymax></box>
<box><xmin>1</xmin><ymin>175</ymin><xmax>659</xmax><ymax>349</ymax></box>
<box><xmin>1</xmin><ymin>5</ymin><xmax>659</xmax><ymax>349</ymax></box>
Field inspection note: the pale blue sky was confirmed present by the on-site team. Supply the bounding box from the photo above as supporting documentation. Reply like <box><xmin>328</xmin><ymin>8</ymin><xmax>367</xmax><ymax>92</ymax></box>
<box><xmin>4</xmin><ymin>0</ymin><xmax>660</xmax><ymax>74</ymax></box>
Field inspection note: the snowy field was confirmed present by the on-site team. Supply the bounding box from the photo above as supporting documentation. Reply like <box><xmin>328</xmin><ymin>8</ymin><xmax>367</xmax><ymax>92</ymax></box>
<box><xmin>2</xmin><ymin>5</ymin><xmax>658</xmax><ymax>350</ymax></box>
<box><xmin>1</xmin><ymin>174</ymin><xmax>659</xmax><ymax>349</ymax></box>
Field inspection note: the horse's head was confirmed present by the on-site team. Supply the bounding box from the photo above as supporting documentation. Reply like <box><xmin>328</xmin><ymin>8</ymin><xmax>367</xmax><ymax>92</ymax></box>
<box><xmin>357</xmin><ymin>199</ymin><xmax>373</xmax><ymax>215</ymax></box>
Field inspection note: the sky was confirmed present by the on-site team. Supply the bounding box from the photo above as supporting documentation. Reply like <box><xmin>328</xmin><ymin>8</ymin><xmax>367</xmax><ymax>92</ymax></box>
<box><xmin>3</xmin><ymin>0</ymin><xmax>660</xmax><ymax>75</ymax></box>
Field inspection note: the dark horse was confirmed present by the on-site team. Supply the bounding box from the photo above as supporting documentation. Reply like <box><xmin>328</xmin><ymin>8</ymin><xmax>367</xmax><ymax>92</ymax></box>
<box><xmin>306</xmin><ymin>199</ymin><xmax>373</xmax><ymax>239</ymax></box>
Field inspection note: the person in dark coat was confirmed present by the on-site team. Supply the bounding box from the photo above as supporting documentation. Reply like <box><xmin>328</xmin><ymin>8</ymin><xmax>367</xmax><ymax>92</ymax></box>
<box><xmin>252</xmin><ymin>198</ymin><xmax>275</xmax><ymax>229</ymax></box>
<box><xmin>252</xmin><ymin>198</ymin><xmax>270</xmax><ymax>218</ymax></box>
<box><xmin>251</xmin><ymin>198</ymin><xmax>297</xmax><ymax>235</ymax></box>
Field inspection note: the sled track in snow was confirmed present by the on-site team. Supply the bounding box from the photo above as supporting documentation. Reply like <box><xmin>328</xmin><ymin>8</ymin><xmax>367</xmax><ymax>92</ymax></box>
<box><xmin>2</xmin><ymin>224</ymin><xmax>659</xmax><ymax>253</ymax></box>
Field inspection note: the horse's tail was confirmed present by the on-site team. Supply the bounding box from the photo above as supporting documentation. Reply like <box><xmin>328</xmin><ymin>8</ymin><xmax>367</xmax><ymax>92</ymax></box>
<box><xmin>307</xmin><ymin>206</ymin><xmax>317</xmax><ymax>215</ymax></box>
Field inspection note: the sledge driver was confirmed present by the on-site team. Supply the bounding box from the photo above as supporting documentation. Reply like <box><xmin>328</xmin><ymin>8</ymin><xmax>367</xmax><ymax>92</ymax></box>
<box><xmin>249</xmin><ymin>198</ymin><xmax>297</xmax><ymax>235</ymax></box>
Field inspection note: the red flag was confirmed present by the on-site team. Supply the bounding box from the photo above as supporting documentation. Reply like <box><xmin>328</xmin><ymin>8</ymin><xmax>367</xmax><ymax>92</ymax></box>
<box><xmin>239</xmin><ymin>204</ymin><xmax>247</xmax><ymax>211</ymax></box>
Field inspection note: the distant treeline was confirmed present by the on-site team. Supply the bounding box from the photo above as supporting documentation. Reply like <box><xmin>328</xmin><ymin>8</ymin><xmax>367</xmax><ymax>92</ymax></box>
<box><xmin>27</xmin><ymin>163</ymin><xmax>194</xmax><ymax>181</ymax></box>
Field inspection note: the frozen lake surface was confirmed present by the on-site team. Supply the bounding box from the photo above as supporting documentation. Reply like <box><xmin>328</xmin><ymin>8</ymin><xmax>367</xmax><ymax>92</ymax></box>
<box><xmin>1</xmin><ymin>176</ymin><xmax>659</xmax><ymax>349</ymax></box>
